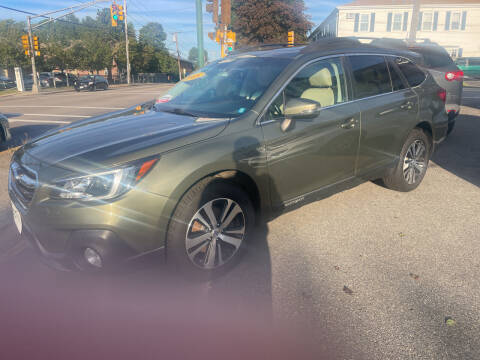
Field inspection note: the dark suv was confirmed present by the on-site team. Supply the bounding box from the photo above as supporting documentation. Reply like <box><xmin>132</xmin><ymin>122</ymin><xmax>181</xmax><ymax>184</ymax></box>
<box><xmin>9</xmin><ymin>38</ymin><xmax>448</xmax><ymax>277</ymax></box>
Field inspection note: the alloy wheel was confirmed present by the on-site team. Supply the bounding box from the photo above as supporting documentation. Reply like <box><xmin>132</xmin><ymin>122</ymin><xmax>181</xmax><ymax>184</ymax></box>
<box><xmin>185</xmin><ymin>198</ymin><xmax>245</xmax><ymax>270</ymax></box>
<box><xmin>403</xmin><ymin>140</ymin><xmax>427</xmax><ymax>185</ymax></box>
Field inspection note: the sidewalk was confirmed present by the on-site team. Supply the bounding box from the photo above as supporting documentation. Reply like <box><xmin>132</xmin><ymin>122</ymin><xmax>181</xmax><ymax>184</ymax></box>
<box><xmin>464</xmin><ymin>79</ymin><xmax>480</xmax><ymax>88</ymax></box>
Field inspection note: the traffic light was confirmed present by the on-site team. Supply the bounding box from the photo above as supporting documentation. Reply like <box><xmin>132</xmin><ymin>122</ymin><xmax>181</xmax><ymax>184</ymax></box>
<box><xmin>226</xmin><ymin>30</ymin><xmax>236</xmax><ymax>43</ymax></box>
<box><xmin>33</xmin><ymin>36</ymin><xmax>40</xmax><ymax>56</ymax></box>
<box><xmin>118</xmin><ymin>5</ymin><xmax>124</xmax><ymax>21</ymax></box>
<box><xmin>33</xmin><ymin>36</ymin><xmax>39</xmax><ymax>50</ymax></box>
<box><xmin>221</xmin><ymin>0</ymin><xmax>231</xmax><ymax>26</ymax></box>
<box><xmin>206</xmin><ymin>0</ymin><xmax>219</xmax><ymax>24</ymax></box>
<box><xmin>110</xmin><ymin>3</ymin><xmax>119</xmax><ymax>27</ymax></box>
<box><xmin>288</xmin><ymin>31</ymin><xmax>294</xmax><ymax>47</ymax></box>
<box><xmin>21</xmin><ymin>35</ymin><xmax>30</xmax><ymax>56</ymax></box>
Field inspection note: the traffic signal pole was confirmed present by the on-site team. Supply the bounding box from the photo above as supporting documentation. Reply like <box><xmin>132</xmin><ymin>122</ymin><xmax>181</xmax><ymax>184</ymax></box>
<box><xmin>195</xmin><ymin>0</ymin><xmax>205</xmax><ymax>68</ymax></box>
<box><xmin>27</xmin><ymin>16</ymin><xmax>39</xmax><ymax>94</ymax></box>
<box><xmin>123</xmin><ymin>0</ymin><xmax>131</xmax><ymax>84</ymax></box>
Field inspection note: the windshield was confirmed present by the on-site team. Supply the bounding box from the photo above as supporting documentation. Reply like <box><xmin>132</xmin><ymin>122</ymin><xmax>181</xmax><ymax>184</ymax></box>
<box><xmin>80</xmin><ymin>75</ymin><xmax>94</xmax><ymax>80</ymax></box>
<box><xmin>155</xmin><ymin>56</ymin><xmax>291</xmax><ymax>118</ymax></box>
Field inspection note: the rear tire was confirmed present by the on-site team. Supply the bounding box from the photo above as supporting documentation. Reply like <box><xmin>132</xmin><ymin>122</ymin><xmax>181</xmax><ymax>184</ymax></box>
<box><xmin>447</xmin><ymin>120</ymin><xmax>455</xmax><ymax>135</ymax></box>
<box><xmin>166</xmin><ymin>177</ymin><xmax>254</xmax><ymax>280</ymax></box>
<box><xmin>382</xmin><ymin>128</ymin><xmax>431</xmax><ymax>192</ymax></box>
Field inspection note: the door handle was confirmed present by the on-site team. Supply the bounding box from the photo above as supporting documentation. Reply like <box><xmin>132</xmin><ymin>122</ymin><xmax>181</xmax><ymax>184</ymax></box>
<box><xmin>400</xmin><ymin>101</ymin><xmax>413</xmax><ymax>110</ymax></box>
<box><xmin>340</xmin><ymin>118</ymin><xmax>356</xmax><ymax>129</ymax></box>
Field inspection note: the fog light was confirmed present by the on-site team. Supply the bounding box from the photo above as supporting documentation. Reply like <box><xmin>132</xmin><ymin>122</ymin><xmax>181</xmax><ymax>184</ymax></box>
<box><xmin>84</xmin><ymin>248</ymin><xmax>102</xmax><ymax>268</ymax></box>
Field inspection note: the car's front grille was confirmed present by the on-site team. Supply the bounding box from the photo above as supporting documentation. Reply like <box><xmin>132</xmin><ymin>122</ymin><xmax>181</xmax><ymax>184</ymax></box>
<box><xmin>9</xmin><ymin>160</ymin><xmax>38</xmax><ymax>209</ymax></box>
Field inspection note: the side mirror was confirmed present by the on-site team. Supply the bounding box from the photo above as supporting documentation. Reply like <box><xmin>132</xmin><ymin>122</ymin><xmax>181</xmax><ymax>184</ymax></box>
<box><xmin>284</xmin><ymin>98</ymin><xmax>321</xmax><ymax>119</ymax></box>
<box><xmin>281</xmin><ymin>98</ymin><xmax>321</xmax><ymax>132</ymax></box>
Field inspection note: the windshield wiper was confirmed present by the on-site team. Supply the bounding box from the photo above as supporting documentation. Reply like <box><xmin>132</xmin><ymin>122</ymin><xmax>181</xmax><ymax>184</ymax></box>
<box><xmin>158</xmin><ymin>107</ymin><xmax>199</xmax><ymax>118</ymax></box>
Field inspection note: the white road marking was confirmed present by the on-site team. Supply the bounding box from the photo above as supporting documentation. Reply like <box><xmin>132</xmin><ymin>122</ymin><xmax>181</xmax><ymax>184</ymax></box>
<box><xmin>9</xmin><ymin>119</ymin><xmax>70</xmax><ymax>124</ymax></box>
<box><xmin>0</xmin><ymin>105</ymin><xmax>123</xmax><ymax>110</ymax></box>
<box><xmin>20</xmin><ymin>113</ymin><xmax>89</xmax><ymax>118</ymax></box>
<box><xmin>462</xmin><ymin>97</ymin><xmax>480</xmax><ymax>99</ymax></box>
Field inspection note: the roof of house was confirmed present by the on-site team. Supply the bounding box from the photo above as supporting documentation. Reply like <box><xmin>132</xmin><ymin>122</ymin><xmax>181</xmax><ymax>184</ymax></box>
<box><xmin>342</xmin><ymin>0</ymin><xmax>480</xmax><ymax>6</ymax></box>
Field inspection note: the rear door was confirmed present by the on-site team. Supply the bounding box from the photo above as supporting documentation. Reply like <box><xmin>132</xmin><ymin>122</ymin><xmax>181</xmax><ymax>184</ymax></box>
<box><xmin>346</xmin><ymin>55</ymin><xmax>419</xmax><ymax>176</ymax></box>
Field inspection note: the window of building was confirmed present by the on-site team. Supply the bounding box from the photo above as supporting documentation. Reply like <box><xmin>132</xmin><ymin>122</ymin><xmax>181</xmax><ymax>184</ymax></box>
<box><xmin>360</xmin><ymin>14</ymin><xmax>370</xmax><ymax>32</ymax></box>
<box><xmin>451</xmin><ymin>12</ymin><xmax>461</xmax><ymax>30</ymax></box>
<box><xmin>393</xmin><ymin>13</ymin><xmax>403</xmax><ymax>31</ymax></box>
<box><xmin>422</xmin><ymin>12</ymin><xmax>433</xmax><ymax>31</ymax></box>
<box><xmin>265</xmin><ymin>58</ymin><xmax>347</xmax><ymax>121</ymax></box>
<box><xmin>349</xmin><ymin>55</ymin><xmax>392</xmax><ymax>99</ymax></box>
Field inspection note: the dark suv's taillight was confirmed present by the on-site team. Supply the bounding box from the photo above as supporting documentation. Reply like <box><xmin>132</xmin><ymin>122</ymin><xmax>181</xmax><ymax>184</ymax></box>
<box><xmin>437</xmin><ymin>89</ymin><xmax>447</xmax><ymax>103</ymax></box>
<box><xmin>445</xmin><ymin>70</ymin><xmax>464</xmax><ymax>81</ymax></box>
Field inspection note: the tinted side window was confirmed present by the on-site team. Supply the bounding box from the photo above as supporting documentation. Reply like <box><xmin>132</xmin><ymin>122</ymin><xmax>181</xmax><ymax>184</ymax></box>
<box><xmin>349</xmin><ymin>55</ymin><xmax>392</xmax><ymax>99</ymax></box>
<box><xmin>410</xmin><ymin>47</ymin><xmax>453</xmax><ymax>68</ymax></box>
<box><xmin>387</xmin><ymin>58</ymin><xmax>407</xmax><ymax>91</ymax></box>
<box><xmin>395</xmin><ymin>58</ymin><xmax>426</xmax><ymax>87</ymax></box>
<box><xmin>265</xmin><ymin>57</ymin><xmax>347</xmax><ymax>121</ymax></box>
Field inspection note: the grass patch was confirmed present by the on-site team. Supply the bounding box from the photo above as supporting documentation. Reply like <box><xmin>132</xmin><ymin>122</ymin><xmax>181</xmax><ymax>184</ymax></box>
<box><xmin>0</xmin><ymin>89</ymin><xmax>18</xmax><ymax>97</ymax></box>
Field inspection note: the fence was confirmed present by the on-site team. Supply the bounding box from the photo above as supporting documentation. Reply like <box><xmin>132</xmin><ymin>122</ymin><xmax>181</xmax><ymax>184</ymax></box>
<box><xmin>109</xmin><ymin>73</ymin><xmax>179</xmax><ymax>85</ymax></box>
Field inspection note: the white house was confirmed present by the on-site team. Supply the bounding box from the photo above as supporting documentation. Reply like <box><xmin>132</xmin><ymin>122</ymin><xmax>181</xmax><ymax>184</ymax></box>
<box><xmin>309</xmin><ymin>0</ymin><xmax>480</xmax><ymax>58</ymax></box>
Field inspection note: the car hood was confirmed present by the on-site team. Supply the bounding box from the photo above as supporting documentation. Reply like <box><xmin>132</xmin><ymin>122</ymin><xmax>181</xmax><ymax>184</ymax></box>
<box><xmin>22</xmin><ymin>107</ymin><xmax>228</xmax><ymax>172</ymax></box>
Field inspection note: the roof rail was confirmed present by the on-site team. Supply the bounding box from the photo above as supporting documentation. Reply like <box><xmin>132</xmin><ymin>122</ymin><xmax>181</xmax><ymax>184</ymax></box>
<box><xmin>228</xmin><ymin>43</ymin><xmax>306</xmax><ymax>55</ymax></box>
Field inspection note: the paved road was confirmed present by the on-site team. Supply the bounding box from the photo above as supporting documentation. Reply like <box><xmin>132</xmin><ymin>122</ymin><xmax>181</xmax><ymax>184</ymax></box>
<box><xmin>0</xmin><ymin>85</ymin><xmax>479</xmax><ymax>360</ymax></box>
<box><xmin>0</xmin><ymin>84</ymin><xmax>172</xmax><ymax>146</ymax></box>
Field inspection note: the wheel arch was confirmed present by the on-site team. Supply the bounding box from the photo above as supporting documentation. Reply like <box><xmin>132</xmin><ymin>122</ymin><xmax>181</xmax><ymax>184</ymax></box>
<box><xmin>160</xmin><ymin>168</ymin><xmax>265</xmax><ymax>248</ymax></box>
<box><xmin>415</xmin><ymin>121</ymin><xmax>434</xmax><ymax>148</ymax></box>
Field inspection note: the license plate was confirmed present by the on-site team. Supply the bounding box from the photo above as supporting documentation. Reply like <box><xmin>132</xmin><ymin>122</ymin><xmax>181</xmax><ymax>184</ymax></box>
<box><xmin>11</xmin><ymin>201</ymin><xmax>22</xmax><ymax>234</ymax></box>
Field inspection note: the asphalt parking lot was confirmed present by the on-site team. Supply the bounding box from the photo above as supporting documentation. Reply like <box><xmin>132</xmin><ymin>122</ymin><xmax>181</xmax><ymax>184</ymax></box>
<box><xmin>0</xmin><ymin>84</ymin><xmax>479</xmax><ymax>360</ymax></box>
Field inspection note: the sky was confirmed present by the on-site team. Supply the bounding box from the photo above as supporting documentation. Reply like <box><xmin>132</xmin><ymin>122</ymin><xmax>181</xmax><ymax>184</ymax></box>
<box><xmin>0</xmin><ymin>0</ymin><xmax>340</xmax><ymax>60</ymax></box>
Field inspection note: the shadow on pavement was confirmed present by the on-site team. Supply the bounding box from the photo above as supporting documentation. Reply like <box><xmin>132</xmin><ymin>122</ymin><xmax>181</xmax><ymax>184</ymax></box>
<box><xmin>432</xmin><ymin>114</ymin><xmax>480</xmax><ymax>187</ymax></box>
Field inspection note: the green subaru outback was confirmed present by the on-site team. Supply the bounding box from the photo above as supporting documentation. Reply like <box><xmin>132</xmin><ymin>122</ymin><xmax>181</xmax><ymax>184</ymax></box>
<box><xmin>9</xmin><ymin>39</ymin><xmax>449</xmax><ymax>277</ymax></box>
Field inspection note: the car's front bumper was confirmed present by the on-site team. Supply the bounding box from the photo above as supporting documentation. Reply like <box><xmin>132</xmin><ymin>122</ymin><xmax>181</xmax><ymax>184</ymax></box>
<box><xmin>9</xmin><ymin>185</ymin><xmax>170</xmax><ymax>271</ymax></box>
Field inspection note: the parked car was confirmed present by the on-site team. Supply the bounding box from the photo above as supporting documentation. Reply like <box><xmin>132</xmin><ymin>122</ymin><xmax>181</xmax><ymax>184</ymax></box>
<box><xmin>39</xmin><ymin>72</ymin><xmax>54</xmax><ymax>87</ymax></box>
<box><xmin>0</xmin><ymin>76</ymin><xmax>16</xmax><ymax>90</ymax></box>
<box><xmin>8</xmin><ymin>38</ymin><xmax>448</xmax><ymax>277</ymax></box>
<box><xmin>0</xmin><ymin>113</ymin><xmax>12</xmax><ymax>149</ymax></box>
<box><xmin>54</xmin><ymin>72</ymin><xmax>77</xmax><ymax>86</ymax></box>
<box><xmin>23</xmin><ymin>74</ymin><xmax>34</xmax><ymax>90</ymax></box>
<box><xmin>370</xmin><ymin>39</ymin><xmax>462</xmax><ymax>134</ymax></box>
<box><xmin>74</xmin><ymin>75</ymin><xmax>108</xmax><ymax>91</ymax></box>
<box><xmin>456</xmin><ymin>58</ymin><xmax>480</xmax><ymax>79</ymax></box>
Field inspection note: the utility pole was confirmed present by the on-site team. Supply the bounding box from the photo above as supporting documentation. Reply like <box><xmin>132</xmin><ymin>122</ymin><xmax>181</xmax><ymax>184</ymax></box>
<box><xmin>173</xmin><ymin>33</ymin><xmax>182</xmax><ymax>80</ymax></box>
<box><xmin>123</xmin><ymin>0</ymin><xmax>131</xmax><ymax>84</ymax></box>
<box><xmin>195</xmin><ymin>0</ymin><xmax>205</xmax><ymax>68</ymax></box>
<box><xmin>27</xmin><ymin>16</ymin><xmax>39</xmax><ymax>94</ymax></box>
<box><xmin>408</xmin><ymin>0</ymin><xmax>420</xmax><ymax>44</ymax></box>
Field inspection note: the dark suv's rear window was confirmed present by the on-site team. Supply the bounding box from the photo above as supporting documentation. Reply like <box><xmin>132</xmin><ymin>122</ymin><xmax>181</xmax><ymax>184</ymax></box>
<box><xmin>409</xmin><ymin>47</ymin><xmax>454</xmax><ymax>68</ymax></box>
<box><xmin>349</xmin><ymin>55</ymin><xmax>392</xmax><ymax>99</ymax></box>
<box><xmin>394</xmin><ymin>58</ymin><xmax>426</xmax><ymax>87</ymax></box>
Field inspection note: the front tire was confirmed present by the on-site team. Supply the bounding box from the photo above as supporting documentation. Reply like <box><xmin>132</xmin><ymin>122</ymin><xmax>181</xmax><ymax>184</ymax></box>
<box><xmin>382</xmin><ymin>128</ymin><xmax>431</xmax><ymax>192</ymax></box>
<box><xmin>167</xmin><ymin>177</ymin><xmax>254</xmax><ymax>279</ymax></box>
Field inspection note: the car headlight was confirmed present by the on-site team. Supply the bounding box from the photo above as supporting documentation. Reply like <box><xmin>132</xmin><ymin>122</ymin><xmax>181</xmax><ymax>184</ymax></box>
<box><xmin>88</xmin><ymin>81</ymin><xmax>94</xmax><ymax>85</ymax></box>
<box><xmin>50</xmin><ymin>158</ymin><xmax>158</xmax><ymax>201</ymax></box>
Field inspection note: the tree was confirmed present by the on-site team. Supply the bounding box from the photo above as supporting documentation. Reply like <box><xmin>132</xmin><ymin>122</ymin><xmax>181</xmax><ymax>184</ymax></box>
<box><xmin>188</xmin><ymin>47</ymin><xmax>208</xmax><ymax>67</ymax></box>
<box><xmin>232</xmin><ymin>0</ymin><xmax>312</xmax><ymax>45</ymax></box>
<box><xmin>139</xmin><ymin>22</ymin><xmax>167</xmax><ymax>50</ymax></box>
<box><xmin>0</xmin><ymin>20</ymin><xmax>29</xmax><ymax>70</ymax></box>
